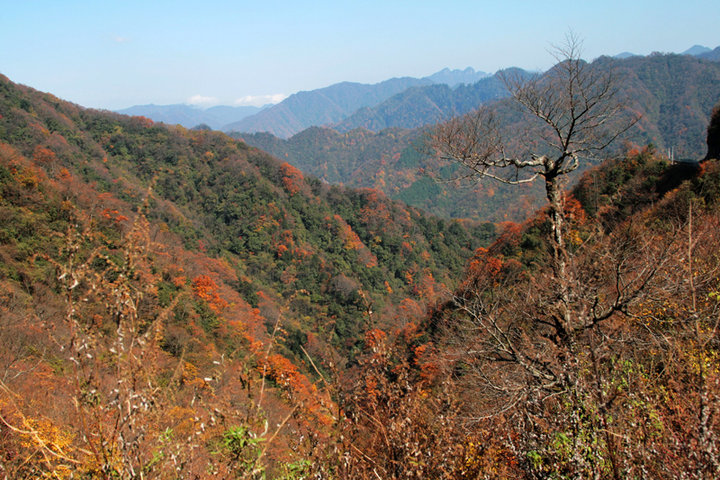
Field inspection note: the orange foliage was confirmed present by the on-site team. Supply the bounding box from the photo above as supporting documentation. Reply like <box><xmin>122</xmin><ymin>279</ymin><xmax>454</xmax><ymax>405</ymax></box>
<box><xmin>413</xmin><ymin>271</ymin><xmax>442</xmax><ymax>301</ymax></box>
<box><xmin>463</xmin><ymin>247</ymin><xmax>505</xmax><ymax>289</ymax></box>
<box><xmin>365</xmin><ymin>329</ymin><xmax>387</xmax><ymax>350</ymax></box>
<box><xmin>192</xmin><ymin>275</ymin><xmax>229</xmax><ymax>314</ymax></box>
<box><xmin>496</xmin><ymin>221</ymin><xmax>522</xmax><ymax>245</ymax></box>
<box><xmin>334</xmin><ymin>215</ymin><xmax>363</xmax><ymax>250</ymax></box>
<box><xmin>280</xmin><ymin>162</ymin><xmax>304</xmax><ymax>196</ymax></box>
<box><xmin>59</xmin><ymin>167</ymin><xmax>72</xmax><ymax>181</ymax></box>
<box><xmin>396</xmin><ymin>298</ymin><xmax>424</xmax><ymax>321</ymax></box>
<box><xmin>413</xmin><ymin>343</ymin><xmax>440</xmax><ymax>384</ymax></box>
<box><xmin>564</xmin><ymin>194</ymin><xmax>587</xmax><ymax>225</ymax></box>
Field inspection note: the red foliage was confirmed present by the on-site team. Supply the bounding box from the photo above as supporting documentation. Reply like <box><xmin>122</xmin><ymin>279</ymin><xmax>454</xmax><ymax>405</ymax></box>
<box><xmin>32</xmin><ymin>145</ymin><xmax>56</xmax><ymax>164</ymax></box>
<box><xmin>364</xmin><ymin>329</ymin><xmax>387</xmax><ymax>350</ymax></box>
<box><xmin>466</xmin><ymin>248</ymin><xmax>503</xmax><ymax>278</ymax></box>
<box><xmin>101</xmin><ymin>208</ymin><xmax>129</xmax><ymax>223</ymax></box>
<box><xmin>130</xmin><ymin>115</ymin><xmax>154</xmax><ymax>128</ymax></box>
<box><xmin>192</xmin><ymin>275</ymin><xmax>229</xmax><ymax>314</ymax></box>
<box><xmin>494</xmin><ymin>221</ymin><xmax>522</xmax><ymax>250</ymax></box>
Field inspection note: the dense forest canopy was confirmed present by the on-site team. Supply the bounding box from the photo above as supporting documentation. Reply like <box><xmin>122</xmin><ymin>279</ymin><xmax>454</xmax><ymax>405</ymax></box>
<box><xmin>0</xmin><ymin>73</ymin><xmax>492</xmax><ymax>478</ymax></box>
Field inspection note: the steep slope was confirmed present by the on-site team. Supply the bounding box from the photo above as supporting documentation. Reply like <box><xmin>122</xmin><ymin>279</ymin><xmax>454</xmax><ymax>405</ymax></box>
<box><xmin>0</xmin><ymin>73</ymin><xmax>494</xmax><ymax>477</ymax></box>
<box><xmin>332</xmin><ymin>141</ymin><xmax>720</xmax><ymax>478</ymax></box>
<box><xmin>238</xmin><ymin>127</ymin><xmax>419</xmax><ymax>186</ymax></box>
<box><xmin>332</xmin><ymin>54</ymin><xmax>720</xmax><ymax>152</ymax></box>
<box><xmin>237</xmin><ymin>126</ymin><xmax>542</xmax><ymax>223</ymax></box>
<box><xmin>610</xmin><ymin>53</ymin><xmax>720</xmax><ymax>158</ymax></box>
<box><xmin>0</xmin><ymin>72</ymin><xmax>495</xmax><ymax>356</ymax></box>
<box><xmin>222</xmin><ymin>77</ymin><xmax>433</xmax><ymax>138</ymax></box>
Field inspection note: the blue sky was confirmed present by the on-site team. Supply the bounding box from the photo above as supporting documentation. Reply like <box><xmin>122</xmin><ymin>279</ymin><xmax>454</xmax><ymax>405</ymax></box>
<box><xmin>1</xmin><ymin>0</ymin><xmax>717</xmax><ymax>110</ymax></box>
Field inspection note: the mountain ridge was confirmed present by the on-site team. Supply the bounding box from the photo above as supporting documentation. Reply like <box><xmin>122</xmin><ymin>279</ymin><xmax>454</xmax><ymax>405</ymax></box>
<box><xmin>116</xmin><ymin>103</ymin><xmax>264</xmax><ymax>129</ymax></box>
<box><xmin>238</xmin><ymin>53</ymin><xmax>720</xmax><ymax>222</ymax></box>
<box><xmin>422</xmin><ymin>66</ymin><xmax>490</xmax><ymax>86</ymax></box>
<box><xmin>222</xmin><ymin>77</ymin><xmax>435</xmax><ymax>138</ymax></box>
<box><xmin>331</xmin><ymin>68</ymin><xmax>527</xmax><ymax>132</ymax></box>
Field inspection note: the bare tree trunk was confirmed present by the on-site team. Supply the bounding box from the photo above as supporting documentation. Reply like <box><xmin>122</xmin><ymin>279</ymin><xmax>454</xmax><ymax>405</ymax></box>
<box><xmin>545</xmin><ymin>173</ymin><xmax>572</xmax><ymax>338</ymax></box>
<box><xmin>545</xmin><ymin>173</ymin><xmax>565</xmax><ymax>264</ymax></box>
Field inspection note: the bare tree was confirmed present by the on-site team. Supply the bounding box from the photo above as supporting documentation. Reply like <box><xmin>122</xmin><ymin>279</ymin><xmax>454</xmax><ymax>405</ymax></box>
<box><xmin>429</xmin><ymin>35</ymin><xmax>636</xmax><ymax>334</ymax></box>
<box><xmin>423</xmin><ymin>35</ymin><xmax>720</xmax><ymax>480</ymax></box>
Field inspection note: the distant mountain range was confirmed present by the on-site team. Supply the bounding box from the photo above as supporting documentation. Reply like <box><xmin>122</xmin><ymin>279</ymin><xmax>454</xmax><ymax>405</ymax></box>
<box><xmin>228</xmin><ymin>45</ymin><xmax>718</xmax><ymax>138</ymax></box>
<box><xmin>221</xmin><ymin>77</ymin><xmax>434</xmax><ymax>138</ymax></box>
<box><xmin>698</xmin><ymin>46</ymin><xmax>720</xmax><ymax>61</ymax></box>
<box><xmin>115</xmin><ymin>104</ymin><xmax>264</xmax><ymax>129</ymax></box>
<box><xmin>237</xmin><ymin>53</ymin><xmax>720</xmax><ymax>222</ymax></box>
<box><xmin>118</xmin><ymin>47</ymin><xmax>717</xmax><ymax>139</ymax></box>
<box><xmin>117</xmin><ymin>47</ymin><xmax>718</xmax><ymax>138</ymax></box>
<box><xmin>683</xmin><ymin>45</ymin><xmax>712</xmax><ymax>56</ymax></box>
<box><xmin>222</xmin><ymin>67</ymin><xmax>490</xmax><ymax>138</ymax></box>
<box><xmin>115</xmin><ymin>67</ymin><xmax>490</xmax><ymax>136</ymax></box>
<box><xmin>614</xmin><ymin>44</ymin><xmax>718</xmax><ymax>60</ymax></box>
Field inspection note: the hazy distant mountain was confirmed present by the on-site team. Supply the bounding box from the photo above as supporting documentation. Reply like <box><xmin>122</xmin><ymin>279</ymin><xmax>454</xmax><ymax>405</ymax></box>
<box><xmin>332</xmin><ymin>69</ymin><xmax>528</xmax><ymax>133</ymax></box>
<box><xmin>116</xmin><ymin>104</ymin><xmax>263</xmax><ymax>129</ymax></box>
<box><xmin>422</xmin><ymin>67</ymin><xmax>490</xmax><ymax>87</ymax></box>
<box><xmin>614</xmin><ymin>52</ymin><xmax>638</xmax><ymax>59</ymax></box>
<box><xmin>221</xmin><ymin>68</ymin><xmax>490</xmax><ymax>138</ymax></box>
<box><xmin>682</xmin><ymin>45</ymin><xmax>711</xmax><ymax>56</ymax></box>
<box><xmin>612</xmin><ymin>45</ymin><xmax>717</xmax><ymax>60</ymax></box>
<box><xmin>222</xmin><ymin>77</ymin><xmax>433</xmax><ymax>138</ymax></box>
<box><xmin>698</xmin><ymin>46</ymin><xmax>720</xmax><ymax>61</ymax></box>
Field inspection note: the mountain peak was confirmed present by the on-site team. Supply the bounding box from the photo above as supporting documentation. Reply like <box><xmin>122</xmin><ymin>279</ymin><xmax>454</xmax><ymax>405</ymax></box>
<box><xmin>424</xmin><ymin>67</ymin><xmax>490</xmax><ymax>87</ymax></box>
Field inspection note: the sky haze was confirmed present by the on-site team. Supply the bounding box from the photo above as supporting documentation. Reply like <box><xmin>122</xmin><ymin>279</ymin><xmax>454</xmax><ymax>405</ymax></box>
<box><xmin>1</xmin><ymin>0</ymin><xmax>717</xmax><ymax>110</ymax></box>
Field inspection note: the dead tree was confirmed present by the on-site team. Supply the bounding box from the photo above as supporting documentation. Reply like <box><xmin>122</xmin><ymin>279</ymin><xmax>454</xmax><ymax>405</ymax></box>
<box><xmin>429</xmin><ymin>34</ymin><xmax>636</xmax><ymax>337</ymax></box>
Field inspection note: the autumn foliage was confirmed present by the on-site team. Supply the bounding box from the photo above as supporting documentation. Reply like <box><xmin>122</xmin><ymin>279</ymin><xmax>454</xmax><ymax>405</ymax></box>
<box><xmin>2</xmin><ymin>71</ymin><xmax>720</xmax><ymax>479</ymax></box>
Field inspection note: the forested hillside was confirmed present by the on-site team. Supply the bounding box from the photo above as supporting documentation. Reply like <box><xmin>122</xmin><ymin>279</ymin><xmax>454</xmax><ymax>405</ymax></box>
<box><xmin>0</xmin><ymin>73</ymin><xmax>492</xmax><ymax>478</ymax></box>
<box><xmin>329</xmin><ymin>125</ymin><xmax>720</xmax><ymax>479</ymax></box>
<box><xmin>238</xmin><ymin>126</ymin><xmax>541</xmax><ymax>222</ymax></box>
<box><xmin>2</xmin><ymin>65</ymin><xmax>720</xmax><ymax>478</ymax></box>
